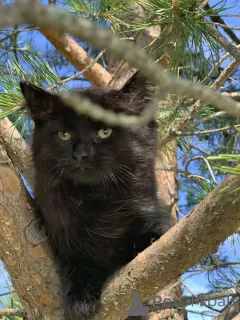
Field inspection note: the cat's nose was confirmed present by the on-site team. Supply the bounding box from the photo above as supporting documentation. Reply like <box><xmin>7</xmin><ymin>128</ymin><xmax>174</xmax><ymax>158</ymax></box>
<box><xmin>72</xmin><ymin>150</ymin><xmax>88</xmax><ymax>161</ymax></box>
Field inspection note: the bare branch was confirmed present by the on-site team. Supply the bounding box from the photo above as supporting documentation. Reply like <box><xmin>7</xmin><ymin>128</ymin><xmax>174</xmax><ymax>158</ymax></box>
<box><xmin>200</xmin><ymin>45</ymin><xmax>240</xmax><ymax>86</ymax></box>
<box><xmin>49</xmin><ymin>49</ymin><xmax>106</xmax><ymax>90</ymax></box>
<box><xmin>149</xmin><ymin>287</ymin><xmax>240</xmax><ymax>312</ymax></box>
<box><xmin>185</xmin><ymin>156</ymin><xmax>217</xmax><ymax>184</ymax></box>
<box><xmin>175</xmin><ymin>124</ymin><xmax>240</xmax><ymax>136</ymax></box>
<box><xmin>205</xmin><ymin>3</ymin><xmax>240</xmax><ymax>44</ymax></box>
<box><xmin>191</xmin><ymin>111</ymin><xmax>227</xmax><ymax>128</ymax></box>
<box><xmin>0</xmin><ymin>308</ymin><xmax>26</xmax><ymax>317</ymax></box>
<box><xmin>211</xmin><ymin>59</ymin><xmax>239</xmax><ymax>90</ymax></box>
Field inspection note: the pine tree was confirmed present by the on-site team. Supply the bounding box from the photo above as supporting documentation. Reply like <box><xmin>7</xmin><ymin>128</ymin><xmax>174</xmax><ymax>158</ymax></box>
<box><xmin>0</xmin><ymin>0</ymin><xmax>239</xmax><ymax>319</ymax></box>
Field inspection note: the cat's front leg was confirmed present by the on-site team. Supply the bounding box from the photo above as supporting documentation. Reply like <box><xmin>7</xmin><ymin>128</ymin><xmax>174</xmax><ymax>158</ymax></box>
<box><xmin>58</xmin><ymin>258</ymin><xmax>108</xmax><ymax>320</ymax></box>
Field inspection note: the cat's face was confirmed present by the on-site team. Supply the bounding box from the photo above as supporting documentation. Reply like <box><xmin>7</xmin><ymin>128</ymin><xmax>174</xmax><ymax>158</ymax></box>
<box><xmin>20</xmin><ymin>73</ymin><xmax>157</xmax><ymax>185</ymax></box>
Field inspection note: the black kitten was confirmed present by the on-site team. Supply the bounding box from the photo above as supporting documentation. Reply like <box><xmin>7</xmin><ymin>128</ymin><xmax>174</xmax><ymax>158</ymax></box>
<box><xmin>20</xmin><ymin>73</ymin><xmax>170</xmax><ymax>320</ymax></box>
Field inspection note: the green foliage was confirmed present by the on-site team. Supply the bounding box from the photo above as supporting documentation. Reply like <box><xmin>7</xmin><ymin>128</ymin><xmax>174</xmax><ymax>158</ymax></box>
<box><xmin>208</xmin><ymin>154</ymin><xmax>240</xmax><ymax>175</ymax></box>
<box><xmin>1</xmin><ymin>292</ymin><xmax>24</xmax><ymax>320</ymax></box>
<box><xmin>183</xmin><ymin>179</ymin><xmax>215</xmax><ymax>206</ymax></box>
<box><xmin>65</xmin><ymin>0</ymin><xmax>131</xmax><ymax>32</ymax></box>
<box><xmin>65</xmin><ymin>0</ymin><xmax>224</xmax><ymax>73</ymax></box>
<box><xmin>0</xmin><ymin>51</ymin><xmax>66</xmax><ymax>137</ymax></box>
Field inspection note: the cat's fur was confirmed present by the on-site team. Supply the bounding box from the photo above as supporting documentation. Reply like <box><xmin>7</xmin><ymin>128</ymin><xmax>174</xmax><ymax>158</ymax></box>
<box><xmin>20</xmin><ymin>73</ymin><xmax>170</xmax><ymax>320</ymax></box>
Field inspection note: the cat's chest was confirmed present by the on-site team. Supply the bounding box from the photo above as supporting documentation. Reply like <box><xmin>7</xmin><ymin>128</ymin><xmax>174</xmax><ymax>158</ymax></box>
<box><xmin>39</xmin><ymin>188</ymin><xmax>133</xmax><ymax>242</ymax></box>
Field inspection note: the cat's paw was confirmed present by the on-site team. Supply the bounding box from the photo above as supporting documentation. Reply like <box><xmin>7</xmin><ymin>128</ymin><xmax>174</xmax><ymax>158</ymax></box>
<box><xmin>65</xmin><ymin>299</ymin><xmax>100</xmax><ymax>320</ymax></box>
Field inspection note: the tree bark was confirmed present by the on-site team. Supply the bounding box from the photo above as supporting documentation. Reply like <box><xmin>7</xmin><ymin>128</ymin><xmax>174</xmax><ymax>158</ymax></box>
<box><xmin>99</xmin><ymin>175</ymin><xmax>240</xmax><ymax>320</ymax></box>
<box><xmin>0</xmin><ymin>143</ymin><xmax>64</xmax><ymax>320</ymax></box>
<box><xmin>0</xmin><ymin>117</ymin><xmax>34</xmax><ymax>188</ymax></box>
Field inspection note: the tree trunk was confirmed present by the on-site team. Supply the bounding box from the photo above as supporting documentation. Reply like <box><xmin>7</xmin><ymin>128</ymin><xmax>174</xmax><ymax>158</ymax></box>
<box><xmin>107</xmin><ymin>5</ymin><xmax>185</xmax><ymax>319</ymax></box>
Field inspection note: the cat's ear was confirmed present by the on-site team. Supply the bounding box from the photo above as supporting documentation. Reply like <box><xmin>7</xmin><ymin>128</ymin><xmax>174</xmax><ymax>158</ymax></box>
<box><xmin>20</xmin><ymin>82</ymin><xmax>55</xmax><ymax>121</ymax></box>
<box><xmin>116</xmin><ymin>72</ymin><xmax>154</xmax><ymax>114</ymax></box>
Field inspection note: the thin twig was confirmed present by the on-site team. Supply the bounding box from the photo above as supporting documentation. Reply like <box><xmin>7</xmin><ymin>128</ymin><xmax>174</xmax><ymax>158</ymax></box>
<box><xmin>175</xmin><ymin>124</ymin><xmax>240</xmax><ymax>136</ymax></box>
<box><xmin>210</xmin><ymin>26</ymin><xmax>240</xmax><ymax>61</ymax></box>
<box><xmin>107</xmin><ymin>59</ymin><xmax>126</xmax><ymax>87</ymax></box>
<box><xmin>211</xmin><ymin>59</ymin><xmax>240</xmax><ymax>90</ymax></box>
<box><xmin>213</xmin><ymin>23</ymin><xmax>240</xmax><ymax>31</ymax></box>
<box><xmin>189</xmin><ymin>143</ymin><xmax>210</xmax><ymax>155</ymax></box>
<box><xmin>180</xmin><ymin>280</ymin><xmax>220</xmax><ymax>313</ymax></box>
<box><xmin>188</xmin><ymin>261</ymin><xmax>240</xmax><ymax>273</ymax></box>
<box><xmin>0</xmin><ymin>26</ymin><xmax>38</xmax><ymax>44</ymax></box>
<box><xmin>49</xmin><ymin>49</ymin><xmax>106</xmax><ymax>90</ymax></box>
<box><xmin>191</xmin><ymin>111</ymin><xmax>227</xmax><ymax>128</ymax></box>
<box><xmin>185</xmin><ymin>156</ymin><xmax>217</xmax><ymax>184</ymax></box>
<box><xmin>174</xmin><ymin>57</ymin><xmax>240</xmax><ymax>137</ymax></box>
<box><xmin>205</xmin><ymin>3</ymin><xmax>240</xmax><ymax>45</ymax></box>
<box><xmin>178</xmin><ymin>169</ymin><xmax>211</xmax><ymax>184</ymax></box>
<box><xmin>200</xmin><ymin>45</ymin><xmax>240</xmax><ymax>86</ymax></box>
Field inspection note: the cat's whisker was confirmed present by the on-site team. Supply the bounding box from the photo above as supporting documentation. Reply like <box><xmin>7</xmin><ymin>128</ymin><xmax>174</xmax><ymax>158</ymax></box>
<box><xmin>107</xmin><ymin>169</ymin><xmax>126</xmax><ymax>196</ymax></box>
<box><xmin>116</xmin><ymin>167</ymin><xmax>134</xmax><ymax>180</ymax></box>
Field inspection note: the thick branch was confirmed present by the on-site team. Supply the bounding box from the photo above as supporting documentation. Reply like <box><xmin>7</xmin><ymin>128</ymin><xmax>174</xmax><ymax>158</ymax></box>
<box><xmin>0</xmin><ymin>117</ymin><xmax>34</xmax><ymax>188</ymax></box>
<box><xmin>0</xmin><ymin>143</ymin><xmax>64</xmax><ymax>319</ymax></box>
<box><xmin>99</xmin><ymin>175</ymin><xmax>240</xmax><ymax>320</ymax></box>
<box><xmin>38</xmin><ymin>28</ymin><xmax>111</xmax><ymax>87</ymax></box>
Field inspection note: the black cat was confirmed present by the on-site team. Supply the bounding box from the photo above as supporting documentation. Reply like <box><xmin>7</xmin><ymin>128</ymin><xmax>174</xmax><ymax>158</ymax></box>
<box><xmin>20</xmin><ymin>73</ymin><xmax>170</xmax><ymax>320</ymax></box>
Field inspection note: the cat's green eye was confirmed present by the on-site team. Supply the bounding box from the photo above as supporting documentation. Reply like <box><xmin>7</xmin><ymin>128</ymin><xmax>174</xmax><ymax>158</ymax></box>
<box><xmin>97</xmin><ymin>128</ymin><xmax>113</xmax><ymax>139</ymax></box>
<box><xmin>58</xmin><ymin>131</ymin><xmax>72</xmax><ymax>141</ymax></box>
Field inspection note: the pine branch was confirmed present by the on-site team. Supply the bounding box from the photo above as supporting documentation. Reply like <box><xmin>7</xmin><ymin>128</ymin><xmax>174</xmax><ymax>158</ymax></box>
<box><xmin>205</xmin><ymin>3</ymin><xmax>240</xmax><ymax>45</ymax></box>
<box><xmin>200</xmin><ymin>45</ymin><xmax>240</xmax><ymax>86</ymax></box>
<box><xmin>38</xmin><ymin>28</ymin><xmax>111</xmax><ymax>87</ymax></box>
<box><xmin>49</xmin><ymin>49</ymin><xmax>106</xmax><ymax>90</ymax></box>
<box><xmin>175</xmin><ymin>124</ymin><xmax>240</xmax><ymax>136</ymax></box>
<box><xmin>211</xmin><ymin>27</ymin><xmax>240</xmax><ymax>62</ymax></box>
<box><xmin>191</xmin><ymin>111</ymin><xmax>227</xmax><ymax>128</ymax></box>
<box><xmin>211</xmin><ymin>59</ymin><xmax>239</xmax><ymax>90</ymax></box>
<box><xmin>1</xmin><ymin>2</ymin><xmax>240</xmax><ymax>119</ymax></box>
